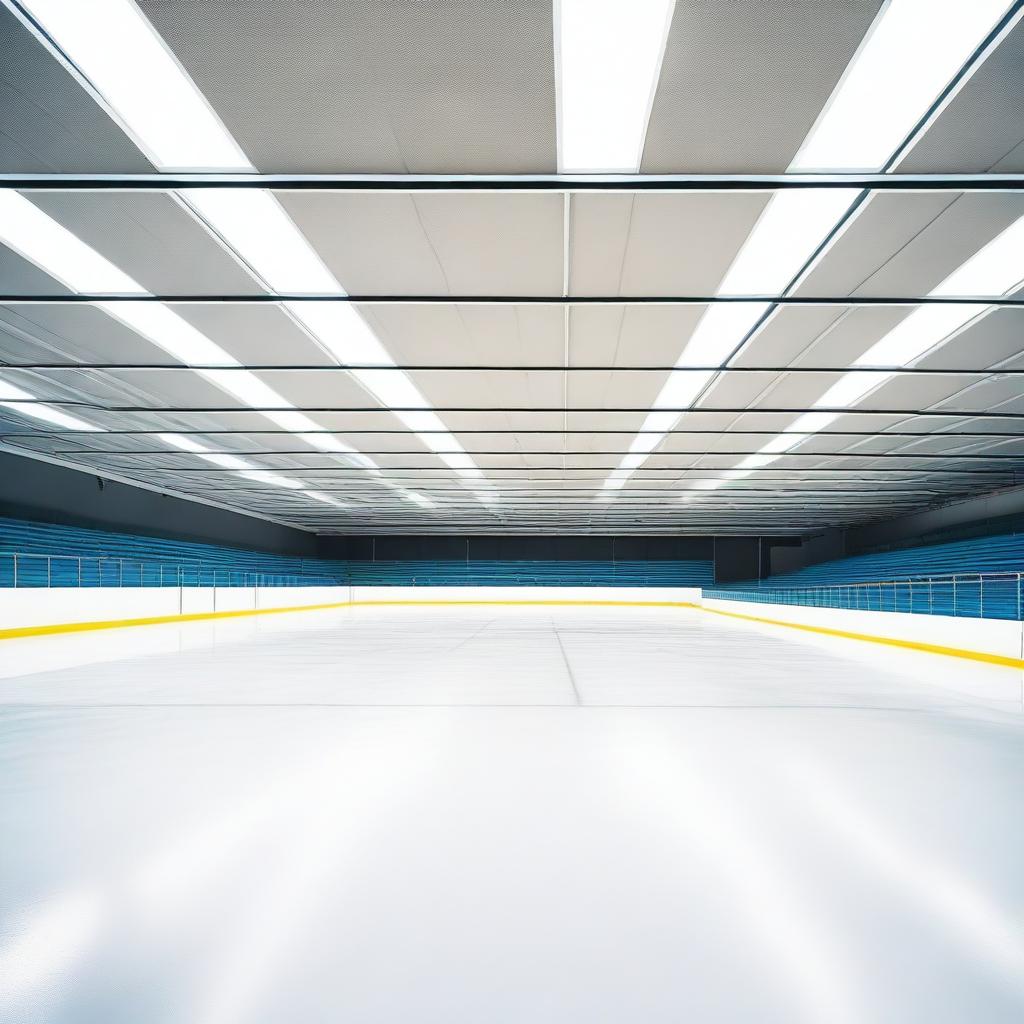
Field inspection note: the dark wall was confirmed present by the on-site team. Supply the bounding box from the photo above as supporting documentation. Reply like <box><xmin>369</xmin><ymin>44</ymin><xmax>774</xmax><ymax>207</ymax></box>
<box><xmin>712</xmin><ymin>537</ymin><xmax>772</xmax><ymax>584</ymax></box>
<box><xmin>317</xmin><ymin>534</ymin><xmax>715</xmax><ymax>562</ymax></box>
<box><xmin>0</xmin><ymin>452</ymin><xmax>316</xmax><ymax>556</ymax></box>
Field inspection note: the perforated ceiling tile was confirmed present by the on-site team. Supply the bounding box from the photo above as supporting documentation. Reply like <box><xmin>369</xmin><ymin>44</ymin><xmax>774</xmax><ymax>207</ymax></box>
<box><xmin>279</xmin><ymin>193</ymin><xmax>563</xmax><ymax>295</ymax></box>
<box><xmin>897</xmin><ymin>18</ymin><xmax>1024</xmax><ymax>173</ymax></box>
<box><xmin>642</xmin><ymin>0</ymin><xmax>885</xmax><ymax>172</ymax></box>
<box><xmin>0</xmin><ymin>6</ymin><xmax>153</xmax><ymax>173</ymax></box>
<box><xmin>363</xmin><ymin>305</ymin><xmax>564</xmax><ymax>366</ymax></box>
<box><xmin>731</xmin><ymin>306</ymin><xmax>847</xmax><ymax>367</ymax></box>
<box><xmin>917</xmin><ymin>310</ymin><xmax>1024</xmax><ymax>370</ymax></box>
<box><xmin>168</xmin><ymin>305</ymin><xmax>332</xmax><ymax>366</ymax></box>
<box><xmin>0</xmin><ymin>305</ymin><xmax>181</xmax><ymax>364</ymax></box>
<box><xmin>570</xmin><ymin>193</ymin><xmax>770</xmax><ymax>296</ymax></box>
<box><xmin>138</xmin><ymin>0</ymin><xmax>557</xmax><ymax>173</ymax></box>
<box><xmin>0</xmin><ymin>248</ymin><xmax>74</xmax><ymax>296</ymax></box>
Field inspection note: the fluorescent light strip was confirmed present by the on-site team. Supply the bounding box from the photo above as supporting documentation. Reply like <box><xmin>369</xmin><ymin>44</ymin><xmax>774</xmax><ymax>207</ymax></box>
<box><xmin>791</xmin><ymin>0</ymin><xmax>1016</xmax><ymax>172</ymax></box>
<box><xmin>159</xmin><ymin>432</ymin><xmax>351</xmax><ymax>505</ymax></box>
<box><xmin>605</xmin><ymin>0</ymin><xmax>1016</xmax><ymax>496</ymax></box>
<box><xmin>0</xmin><ymin>189</ymin><xmax>376</xmax><ymax>472</ymax></box>
<box><xmin>0</xmin><ymin>377</ymin><xmax>102</xmax><ymax>431</ymax></box>
<box><xmin>183</xmin><ymin>193</ymin><xmax>487</xmax><ymax>490</ymax></box>
<box><xmin>557</xmin><ymin>0</ymin><xmax>675</xmax><ymax>171</ymax></box>
<box><xmin>20</xmin><ymin>0</ymin><xmax>250</xmax><ymax>170</ymax></box>
<box><xmin>716</xmin><ymin>212</ymin><xmax>1024</xmax><ymax>488</ymax></box>
<box><xmin>17</xmin><ymin>0</ymin><xmax>481</xmax><ymax>505</ymax></box>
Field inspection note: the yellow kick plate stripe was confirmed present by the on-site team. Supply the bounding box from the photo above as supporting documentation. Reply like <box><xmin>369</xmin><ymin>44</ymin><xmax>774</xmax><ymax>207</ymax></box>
<box><xmin>700</xmin><ymin>603</ymin><xmax>1024</xmax><ymax>670</ymax></box>
<box><xmin>0</xmin><ymin>598</ymin><xmax>696</xmax><ymax>641</ymax></box>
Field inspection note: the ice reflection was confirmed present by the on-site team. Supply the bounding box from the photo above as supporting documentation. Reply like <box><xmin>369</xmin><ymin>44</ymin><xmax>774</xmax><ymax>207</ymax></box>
<box><xmin>790</xmin><ymin>760</ymin><xmax>1024</xmax><ymax>989</ymax></box>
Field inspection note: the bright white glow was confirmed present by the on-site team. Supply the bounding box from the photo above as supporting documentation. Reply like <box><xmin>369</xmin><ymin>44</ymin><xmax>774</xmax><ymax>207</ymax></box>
<box><xmin>605</xmin><ymin>0</ymin><xmax>1017</xmax><ymax>495</ymax></box>
<box><xmin>619</xmin><ymin>453</ymin><xmax>646</xmax><ymax>470</ymax></box>
<box><xmin>628</xmin><ymin>431</ymin><xmax>664</xmax><ymax>455</ymax></box>
<box><xmin>620</xmin><ymin>741</ymin><xmax>864</xmax><ymax>1024</ymax></box>
<box><xmin>792</xmin><ymin>0</ymin><xmax>1015</xmax><ymax>171</ymax></box>
<box><xmin>0</xmin><ymin>378</ymin><xmax>102</xmax><ymax>431</ymax></box>
<box><xmin>558</xmin><ymin>0</ymin><xmax>675</xmax><ymax>171</ymax></box>
<box><xmin>855</xmin><ymin>305</ymin><xmax>987</xmax><ymax>368</ymax></box>
<box><xmin>736</xmin><ymin>453</ymin><xmax>781</xmax><ymax>470</ymax></box>
<box><xmin>158</xmin><ymin>432</ymin><xmax>254</xmax><ymax>471</ymax></box>
<box><xmin>791</xmin><ymin>764</ymin><xmax>1024</xmax><ymax>983</ymax></box>
<box><xmin>0</xmin><ymin>890</ymin><xmax>103</xmax><ymax>1002</ymax></box>
<box><xmin>158</xmin><ymin>433</ymin><xmax>315</xmax><ymax>492</ymax></box>
<box><xmin>102</xmin><ymin>301</ymin><xmax>237</xmax><ymax>365</ymax></box>
<box><xmin>200</xmin><ymin>368</ymin><xmax>292</xmax><ymax>409</ymax></box>
<box><xmin>0</xmin><ymin>191</ymin><xmax>140</xmax><ymax>292</ymax></box>
<box><xmin>182</xmin><ymin>190</ymin><xmax>338</xmax><ymax>293</ymax></box>
<box><xmin>676</xmin><ymin>305</ymin><xmax>771</xmax><ymax>367</ymax></box>
<box><xmin>652</xmin><ymin>370</ymin><xmax>715</xmax><ymax>410</ymax></box>
<box><xmin>789</xmin><ymin>411</ymin><xmax>839</xmax><ymax>434</ymax></box>
<box><xmin>719</xmin><ymin>192</ymin><xmax>860</xmax><ymax>295</ymax></box>
<box><xmin>302</xmin><ymin>489</ymin><xmax>349</xmax><ymax>508</ymax></box>
<box><xmin>350</xmin><ymin>370</ymin><xmax>429</xmax><ymax>410</ymax></box>
<box><xmin>405</xmin><ymin>491</ymin><xmax>434</xmax><ymax>508</ymax></box>
<box><xmin>237</xmin><ymin>470</ymin><xmax>304</xmax><ymax>490</ymax></box>
<box><xmin>814</xmin><ymin>371</ymin><xmax>892</xmax><ymax>411</ymax></box>
<box><xmin>641</xmin><ymin>411</ymin><xmax>678</xmax><ymax>433</ymax></box>
<box><xmin>933</xmin><ymin>214</ymin><xmax>1024</xmax><ymax>296</ymax></box>
<box><xmin>20</xmin><ymin>0</ymin><xmax>250</xmax><ymax>170</ymax></box>
<box><xmin>602</xmin><ymin>475</ymin><xmax>629</xmax><ymax>490</ymax></box>
<box><xmin>286</xmin><ymin>304</ymin><xmax>393</xmax><ymax>365</ymax></box>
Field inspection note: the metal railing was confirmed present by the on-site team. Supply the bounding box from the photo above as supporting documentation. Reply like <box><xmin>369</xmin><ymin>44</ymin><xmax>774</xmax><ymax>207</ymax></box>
<box><xmin>0</xmin><ymin>551</ymin><xmax>343</xmax><ymax>589</ymax></box>
<box><xmin>704</xmin><ymin>572</ymin><xmax>1024</xmax><ymax>621</ymax></box>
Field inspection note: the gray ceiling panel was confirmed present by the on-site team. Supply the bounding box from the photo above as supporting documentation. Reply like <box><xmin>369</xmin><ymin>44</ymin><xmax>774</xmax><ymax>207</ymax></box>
<box><xmin>642</xmin><ymin>0</ymin><xmax>885</xmax><ymax>172</ymax></box>
<box><xmin>897</xmin><ymin>19</ymin><xmax>1024</xmax><ymax>173</ymax></box>
<box><xmin>138</xmin><ymin>0</ymin><xmax>557</xmax><ymax>172</ymax></box>
<box><xmin>570</xmin><ymin>193</ymin><xmax>770</xmax><ymax>296</ymax></box>
<box><xmin>27</xmin><ymin>193</ymin><xmax>265</xmax><ymax>294</ymax></box>
<box><xmin>3</xmin><ymin>1</ymin><xmax>1022</xmax><ymax>532</ymax></box>
<box><xmin>279</xmin><ymin>193</ymin><xmax>563</xmax><ymax>295</ymax></box>
<box><xmin>0</xmin><ymin>6</ymin><xmax>152</xmax><ymax>173</ymax></box>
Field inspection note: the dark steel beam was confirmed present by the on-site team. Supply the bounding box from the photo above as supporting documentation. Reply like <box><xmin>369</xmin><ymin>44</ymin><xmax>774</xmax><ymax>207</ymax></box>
<box><xmin>4</xmin><ymin>362</ymin><xmax>1024</xmax><ymax>374</ymax></box>
<box><xmin>1</xmin><ymin>293</ymin><xmax>1022</xmax><ymax>306</ymax></box>
<box><xmin>2</xmin><ymin>172</ymin><xmax>1024</xmax><ymax>191</ymax></box>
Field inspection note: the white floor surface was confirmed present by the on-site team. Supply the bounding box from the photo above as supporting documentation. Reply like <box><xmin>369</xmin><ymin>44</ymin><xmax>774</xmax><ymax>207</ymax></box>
<box><xmin>2</xmin><ymin>604</ymin><xmax>1024</xmax><ymax>1023</ymax></box>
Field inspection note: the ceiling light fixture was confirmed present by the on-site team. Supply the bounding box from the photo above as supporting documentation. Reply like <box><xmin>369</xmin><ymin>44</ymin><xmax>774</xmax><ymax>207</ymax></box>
<box><xmin>18</xmin><ymin>0</ymin><xmax>250</xmax><ymax>170</ymax></box>
<box><xmin>608</xmin><ymin>0</ymin><xmax>1017</xmax><ymax>496</ymax></box>
<box><xmin>0</xmin><ymin>377</ymin><xmax>102</xmax><ymax>431</ymax></box>
<box><xmin>557</xmin><ymin>0</ymin><xmax>675</xmax><ymax>171</ymax></box>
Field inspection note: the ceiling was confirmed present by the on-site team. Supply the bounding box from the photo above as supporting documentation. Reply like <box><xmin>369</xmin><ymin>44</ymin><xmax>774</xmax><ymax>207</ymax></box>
<box><xmin>1</xmin><ymin>0</ymin><xmax>1024</xmax><ymax>535</ymax></box>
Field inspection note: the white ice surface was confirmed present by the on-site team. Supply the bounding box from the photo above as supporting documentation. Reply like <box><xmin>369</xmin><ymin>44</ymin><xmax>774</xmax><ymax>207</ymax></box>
<box><xmin>1</xmin><ymin>604</ymin><xmax>1023</xmax><ymax>1023</ymax></box>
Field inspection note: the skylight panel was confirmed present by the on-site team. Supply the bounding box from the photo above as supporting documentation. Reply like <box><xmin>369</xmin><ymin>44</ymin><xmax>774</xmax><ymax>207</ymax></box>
<box><xmin>791</xmin><ymin>0</ymin><xmax>1017</xmax><ymax>171</ymax></box>
<box><xmin>676</xmin><ymin>305</ymin><xmax>772</xmax><ymax>368</ymax></box>
<box><xmin>557</xmin><ymin>0</ymin><xmax>675</xmax><ymax>171</ymax></box>
<box><xmin>21</xmin><ymin>0</ymin><xmax>250</xmax><ymax>170</ymax></box>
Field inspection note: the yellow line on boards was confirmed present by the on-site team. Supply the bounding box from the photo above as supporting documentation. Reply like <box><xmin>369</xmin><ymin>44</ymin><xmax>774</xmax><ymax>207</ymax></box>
<box><xmin>0</xmin><ymin>598</ymin><xmax>697</xmax><ymax>641</ymax></box>
<box><xmin>699</xmin><ymin>603</ymin><xmax>1024</xmax><ymax>670</ymax></box>
<box><xmin>348</xmin><ymin>599</ymin><xmax>697</xmax><ymax>608</ymax></box>
<box><xmin>0</xmin><ymin>600</ymin><xmax>353</xmax><ymax>641</ymax></box>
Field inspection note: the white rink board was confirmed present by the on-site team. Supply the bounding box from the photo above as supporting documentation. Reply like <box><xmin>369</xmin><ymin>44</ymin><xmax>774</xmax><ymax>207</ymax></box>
<box><xmin>701</xmin><ymin>596</ymin><xmax>1024</xmax><ymax>661</ymax></box>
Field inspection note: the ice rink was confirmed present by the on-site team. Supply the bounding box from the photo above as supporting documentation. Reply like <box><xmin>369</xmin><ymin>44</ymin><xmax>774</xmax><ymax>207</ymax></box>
<box><xmin>2</xmin><ymin>604</ymin><xmax>1024</xmax><ymax>1023</ymax></box>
